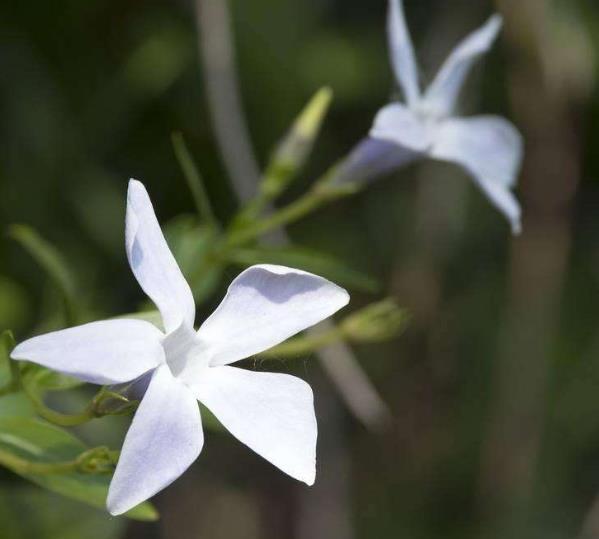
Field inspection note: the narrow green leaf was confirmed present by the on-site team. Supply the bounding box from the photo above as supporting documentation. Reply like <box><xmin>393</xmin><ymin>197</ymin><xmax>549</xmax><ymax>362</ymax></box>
<box><xmin>171</xmin><ymin>132</ymin><xmax>218</xmax><ymax>227</ymax></box>
<box><xmin>227</xmin><ymin>245</ymin><xmax>379</xmax><ymax>293</ymax></box>
<box><xmin>0</xmin><ymin>330</ymin><xmax>15</xmax><ymax>388</ymax></box>
<box><xmin>8</xmin><ymin>225</ymin><xmax>80</xmax><ymax>324</ymax></box>
<box><xmin>0</xmin><ymin>418</ymin><xmax>158</xmax><ymax>521</ymax></box>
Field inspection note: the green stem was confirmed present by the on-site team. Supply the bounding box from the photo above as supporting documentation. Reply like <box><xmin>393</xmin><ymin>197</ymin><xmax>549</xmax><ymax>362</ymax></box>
<box><xmin>0</xmin><ymin>448</ymin><xmax>79</xmax><ymax>475</ymax></box>
<box><xmin>29</xmin><ymin>399</ymin><xmax>95</xmax><ymax>427</ymax></box>
<box><xmin>0</xmin><ymin>446</ymin><xmax>119</xmax><ymax>476</ymax></box>
<box><xmin>22</xmin><ymin>385</ymin><xmax>130</xmax><ymax>427</ymax></box>
<box><xmin>259</xmin><ymin>325</ymin><xmax>343</xmax><ymax>358</ymax></box>
<box><xmin>227</xmin><ymin>179</ymin><xmax>358</xmax><ymax>247</ymax></box>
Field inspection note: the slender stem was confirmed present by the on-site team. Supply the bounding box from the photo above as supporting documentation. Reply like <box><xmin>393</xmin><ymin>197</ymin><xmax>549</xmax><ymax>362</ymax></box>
<box><xmin>22</xmin><ymin>385</ymin><xmax>135</xmax><ymax>427</ymax></box>
<box><xmin>28</xmin><ymin>399</ymin><xmax>95</xmax><ymax>427</ymax></box>
<box><xmin>0</xmin><ymin>448</ymin><xmax>79</xmax><ymax>475</ymax></box>
<box><xmin>0</xmin><ymin>446</ymin><xmax>119</xmax><ymax>476</ymax></box>
<box><xmin>259</xmin><ymin>326</ymin><xmax>342</xmax><ymax>358</ymax></box>
<box><xmin>226</xmin><ymin>179</ymin><xmax>358</xmax><ymax>247</ymax></box>
<box><xmin>171</xmin><ymin>131</ymin><xmax>218</xmax><ymax>227</ymax></box>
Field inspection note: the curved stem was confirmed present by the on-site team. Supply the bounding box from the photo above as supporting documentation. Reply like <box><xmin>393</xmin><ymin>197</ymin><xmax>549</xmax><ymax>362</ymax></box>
<box><xmin>0</xmin><ymin>448</ymin><xmax>79</xmax><ymax>474</ymax></box>
<box><xmin>259</xmin><ymin>325</ymin><xmax>343</xmax><ymax>358</ymax></box>
<box><xmin>0</xmin><ymin>446</ymin><xmax>119</xmax><ymax>476</ymax></box>
<box><xmin>22</xmin><ymin>385</ymin><xmax>134</xmax><ymax>427</ymax></box>
<box><xmin>226</xmin><ymin>180</ymin><xmax>358</xmax><ymax>247</ymax></box>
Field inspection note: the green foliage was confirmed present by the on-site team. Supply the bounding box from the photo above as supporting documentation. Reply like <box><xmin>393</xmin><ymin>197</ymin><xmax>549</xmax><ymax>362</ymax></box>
<box><xmin>171</xmin><ymin>132</ymin><xmax>219</xmax><ymax>228</ymax></box>
<box><xmin>0</xmin><ymin>418</ymin><xmax>157</xmax><ymax>521</ymax></box>
<box><xmin>8</xmin><ymin>226</ymin><xmax>80</xmax><ymax>325</ymax></box>
<box><xmin>0</xmin><ymin>485</ymin><xmax>124</xmax><ymax>539</ymax></box>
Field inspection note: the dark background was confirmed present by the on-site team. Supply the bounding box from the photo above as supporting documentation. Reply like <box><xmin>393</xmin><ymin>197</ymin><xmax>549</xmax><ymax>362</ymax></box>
<box><xmin>1</xmin><ymin>0</ymin><xmax>599</xmax><ymax>538</ymax></box>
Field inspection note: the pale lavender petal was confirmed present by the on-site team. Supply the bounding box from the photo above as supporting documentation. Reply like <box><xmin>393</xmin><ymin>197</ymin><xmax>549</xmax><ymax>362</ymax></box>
<box><xmin>370</xmin><ymin>103</ymin><xmax>433</xmax><ymax>152</ymax></box>
<box><xmin>193</xmin><ymin>366</ymin><xmax>317</xmax><ymax>485</ymax></box>
<box><xmin>388</xmin><ymin>0</ymin><xmax>420</xmax><ymax>105</ymax></box>
<box><xmin>107</xmin><ymin>365</ymin><xmax>203</xmax><ymax>515</ymax></box>
<box><xmin>430</xmin><ymin>115</ymin><xmax>523</xmax><ymax>233</ymax></box>
<box><xmin>11</xmin><ymin>319</ymin><xmax>164</xmax><ymax>385</ymax></box>
<box><xmin>195</xmin><ymin>265</ymin><xmax>349</xmax><ymax>367</ymax></box>
<box><xmin>126</xmin><ymin>179</ymin><xmax>195</xmax><ymax>333</ymax></box>
<box><xmin>423</xmin><ymin>15</ymin><xmax>502</xmax><ymax>117</ymax></box>
<box><xmin>333</xmin><ymin>137</ymin><xmax>422</xmax><ymax>186</ymax></box>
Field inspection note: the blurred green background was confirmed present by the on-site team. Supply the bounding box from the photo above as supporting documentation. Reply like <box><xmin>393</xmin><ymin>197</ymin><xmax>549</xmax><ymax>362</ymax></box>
<box><xmin>2</xmin><ymin>0</ymin><xmax>599</xmax><ymax>538</ymax></box>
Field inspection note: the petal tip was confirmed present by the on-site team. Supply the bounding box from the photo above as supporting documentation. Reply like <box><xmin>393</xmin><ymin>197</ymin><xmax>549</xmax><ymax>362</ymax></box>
<box><xmin>301</xmin><ymin>465</ymin><xmax>316</xmax><ymax>486</ymax></box>
<box><xmin>106</xmin><ymin>493</ymin><xmax>127</xmax><ymax>517</ymax></box>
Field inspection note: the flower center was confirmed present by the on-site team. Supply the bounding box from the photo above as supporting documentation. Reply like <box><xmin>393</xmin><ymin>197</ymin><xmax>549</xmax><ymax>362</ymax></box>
<box><xmin>162</xmin><ymin>323</ymin><xmax>209</xmax><ymax>382</ymax></box>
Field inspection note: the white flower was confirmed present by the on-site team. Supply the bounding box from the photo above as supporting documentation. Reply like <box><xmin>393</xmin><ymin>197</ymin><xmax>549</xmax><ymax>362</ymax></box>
<box><xmin>370</xmin><ymin>0</ymin><xmax>524</xmax><ymax>234</ymax></box>
<box><xmin>11</xmin><ymin>179</ymin><xmax>349</xmax><ymax>516</ymax></box>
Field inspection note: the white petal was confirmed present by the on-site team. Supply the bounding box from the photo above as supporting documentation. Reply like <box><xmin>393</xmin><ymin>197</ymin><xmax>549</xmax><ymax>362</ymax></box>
<box><xmin>11</xmin><ymin>319</ymin><xmax>164</xmax><ymax>385</ymax></box>
<box><xmin>370</xmin><ymin>103</ymin><xmax>433</xmax><ymax>152</ymax></box>
<box><xmin>126</xmin><ymin>179</ymin><xmax>195</xmax><ymax>333</ymax></box>
<box><xmin>194</xmin><ymin>366</ymin><xmax>317</xmax><ymax>485</ymax></box>
<box><xmin>196</xmin><ymin>265</ymin><xmax>349</xmax><ymax>367</ymax></box>
<box><xmin>107</xmin><ymin>365</ymin><xmax>203</xmax><ymax>516</ymax></box>
<box><xmin>423</xmin><ymin>15</ymin><xmax>502</xmax><ymax>117</ymax></box>
<box><xmin>388</xmin><ymin>0</ymin><xmax>420</xmax><ymax>106</ymax></box>
<box><xmin>430</xmin><ymin>115</ymin><xmax>523</xmax><ymax>233</ymax></box>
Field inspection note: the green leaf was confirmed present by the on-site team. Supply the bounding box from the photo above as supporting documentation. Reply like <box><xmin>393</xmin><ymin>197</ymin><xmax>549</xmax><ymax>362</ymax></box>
<box><xmin>0</xmin><ymin>393</ymin><xmax>36</xmax><ymax>419</ymax></box>
<box><xmin>0</xmin><ymin>329</ymin><xmax>15</xmax><ymax>388</ymax></box>
<box><xmin>0</xmin><ymin>418</ymin><xmax>158</xmax><ymax>521</ymax></box>
<box><xmin>0</xmin><ymin>484</ymin><xmax>125</xmax><ymax>539</ymax></box>
<box><xmin>227</xmin><ymin>245</ymin><xmax>380</xmax><ymax>293</ymax></box>
<box><xmin>171</xmin><ymin>132</ymin><xmax>218</xmax><ymax>227</ymax></box>
<box><xmin>9</xmin><ymin>225</ymin><xmax>80</xmax><ymax>324</ymax></box>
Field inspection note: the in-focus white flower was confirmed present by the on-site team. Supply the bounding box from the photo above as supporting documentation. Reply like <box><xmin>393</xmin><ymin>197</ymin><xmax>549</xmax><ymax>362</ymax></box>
<box><xmin>11</xmin><ymin>179</ymin><xmax>349</xmax><ymax>516</ymax></box>
<box><xmin>370</xmin><ymin>0</ymin><xmax>523</xmax><ymax>233</ymax></box>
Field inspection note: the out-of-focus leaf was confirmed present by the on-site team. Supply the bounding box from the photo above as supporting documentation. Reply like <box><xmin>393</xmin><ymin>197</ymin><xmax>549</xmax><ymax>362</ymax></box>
<box><xmin>165</xmin><ymin>216</ymin><xmax>223</xmax><ymax>302</ymax></box>
<box><xmin>122</xmin><ymin>27</ymin><xmax>192</xmax><ymax>98</ymax></box>
<box><xmin>0</xmin><ymin>418</ymin><xmax>157</xmax><ymax>521</ymax></box>
<box><xmin>227</xmin><ymin>245</ymin><xmax>380</xmax><ymax>293</ymax></box>
<box><xmin>24</xmin><ymin>366</ymin><xmax>83</xmax><ymax>392</ymax></box>
<box><xmin>0</xmin><ymin>484</ymin><xmax>125</xmax><ymax>539</ymax></box>
<box><xmin>0</xmin><ymin>276</ymin><xmax>30</xmax><ymax>331</ymax></box>
<box><xmin>172</xmin><ymin>132</ymin><xmax>218</xmax><ymax>227</ymax></box>
<box><xmin>0</xmin><ymin>394</ymin><xmax>35</xmax><ymax>419</ymax></box>
<box><xmin>8</xmin><ymin>225</ymin><xmax>80</xmax><ymax>324</ymax></box>
<box><xmin>0</xmin><ymin>330</ymin><xmax>15</xmax><ymax>388</ymax></box>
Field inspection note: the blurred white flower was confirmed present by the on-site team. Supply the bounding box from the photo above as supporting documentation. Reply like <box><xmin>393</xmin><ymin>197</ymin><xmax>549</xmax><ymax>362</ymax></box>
<box><xmin>11</xmin><ymin>179</ymin><xmax>349</xmax><ymax>515</ymax></box>
<box><xmin>370</xmin><ymin>0</ymin><xmax>523</xmax><ymax>233</ymax></box>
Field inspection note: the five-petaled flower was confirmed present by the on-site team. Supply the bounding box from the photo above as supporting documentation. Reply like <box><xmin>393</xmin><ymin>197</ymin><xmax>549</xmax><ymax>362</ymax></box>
<box><xmin>11</xmin><ymin>180</ymin><xmax>349</xmax><ymax>516</ymax></box>
<box><xmin>370</xmin><ymin>0</ymin><xmax>523</xmax><ymax>233</ymax></box>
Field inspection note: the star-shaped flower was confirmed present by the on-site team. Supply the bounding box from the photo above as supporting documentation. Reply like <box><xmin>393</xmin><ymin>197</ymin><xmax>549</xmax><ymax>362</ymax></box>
<box><xmin>370</xmin><ymin>0</ymin><xmax>524</xmax><ymax>233</ymax></box>
<box><xmin>11</xmin><ymin>179</ymin><xmax>349</xmax><ymax>515</ymax></box>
